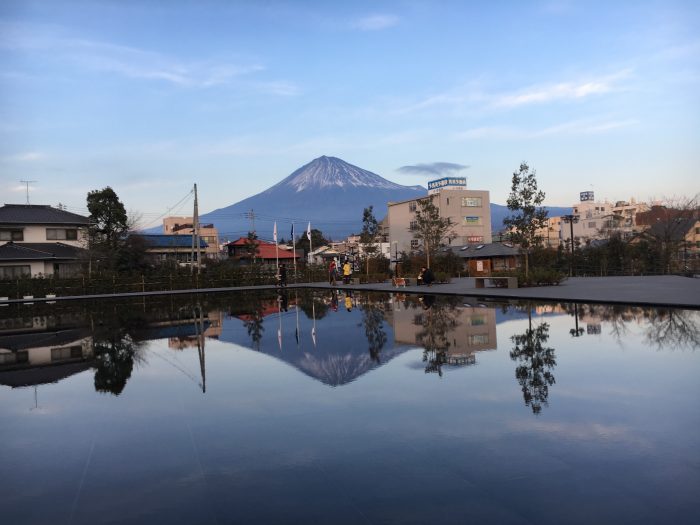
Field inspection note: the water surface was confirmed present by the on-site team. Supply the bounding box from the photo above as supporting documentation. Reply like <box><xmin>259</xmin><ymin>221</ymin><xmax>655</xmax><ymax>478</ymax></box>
<box><xmin>1</xmin><ymin>291</ymin><xmax>698</xmax><ymax>524</ymax></box>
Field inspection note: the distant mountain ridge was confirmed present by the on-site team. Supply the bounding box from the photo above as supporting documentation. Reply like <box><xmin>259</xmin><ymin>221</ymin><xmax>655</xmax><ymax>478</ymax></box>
<box><xmin>146</xmin><ymin>156</ymin><xmax>570</xmax><ymax>240</ymax></box>
<box><xmin>197</xmin><ymin>156</ymin><xmax>426</xmax><ymax>240</ymax></box>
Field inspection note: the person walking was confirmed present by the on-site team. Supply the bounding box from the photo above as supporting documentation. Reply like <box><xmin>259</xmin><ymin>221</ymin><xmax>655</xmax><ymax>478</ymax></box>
<box><xmin>278</xmin><ymin>263</ymin><xmax>287</xmax><ymax>287</ymax></box>
<box><xmin>343</xmin><ymin>260</ymin><xmax>352</xmax><ymax>285</ymax></box>
<box><xmin>329</xmin><ymin>260</ymin><xmax>337</xmax><ymax>286</ymax></box>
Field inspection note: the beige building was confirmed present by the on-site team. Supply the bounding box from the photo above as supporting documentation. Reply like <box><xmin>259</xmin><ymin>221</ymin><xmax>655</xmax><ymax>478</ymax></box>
<box><xmin>387</xmin><ymin>178</ymin><xmax>491</xmax><ymax>255</ymax></box>
<box><xmin>163</xmin><ymin>216</ymin><xmax>220</xmax><ymax>259</ymax></box>
<box><xmin>390</xmin><ymin>298</ymin><xmax>497</xmax><ymax>367</ymax></box>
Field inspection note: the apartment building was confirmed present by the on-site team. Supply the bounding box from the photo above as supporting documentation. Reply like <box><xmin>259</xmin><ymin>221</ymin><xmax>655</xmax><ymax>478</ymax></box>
<box><xmin>387</xmin><ymin>177</ymin><xmax>491</xmax><ymax>254</ymax></box>
<box><xmin>560</xmin><ymin>193</ymin><xmax>650</xmax><ymax>244</ymax></box>
<box><xmin>163</xmin><ymin>216</ymin><xmax>221</xmax><ymax>259</ymax></box>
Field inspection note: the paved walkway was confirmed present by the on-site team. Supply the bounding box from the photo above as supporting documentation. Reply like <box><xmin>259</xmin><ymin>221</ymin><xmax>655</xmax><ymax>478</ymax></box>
<box><xmin>302</xmin><ymin>275</ymin><xmax>700</xmax><ymax>309</ymax></box>
<box><xmin>1</xmin><ymin>276</ymin><xmax>698</xmax><ymax>308</ymax></box>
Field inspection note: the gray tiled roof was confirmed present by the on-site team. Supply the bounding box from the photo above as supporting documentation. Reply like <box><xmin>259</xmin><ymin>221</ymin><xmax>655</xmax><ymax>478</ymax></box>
<box><xmin>140</xmin><ymin>234</ymin><xmax>208</xmax><ymax>248</ymax></box>
<box><xmin>447</xmin><ymin>243</ymin><xmax>520</xmax><ymax>259</ymax></box>
<box><xmin>0</xmin><ymin>242</ymin><xmax>86</xmax><ymax>261</ymax></box>
<box><xmin>0</xmin><ymin>204</ymin><xmax>90</xmax><ymax>225</ymax></box>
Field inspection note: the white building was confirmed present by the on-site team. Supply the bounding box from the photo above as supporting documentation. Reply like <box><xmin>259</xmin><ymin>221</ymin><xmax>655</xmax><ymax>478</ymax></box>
<box><xmin>0</xmin><ymin>204</ymin><xmax>90</xmax><ymax>278</ymax></box>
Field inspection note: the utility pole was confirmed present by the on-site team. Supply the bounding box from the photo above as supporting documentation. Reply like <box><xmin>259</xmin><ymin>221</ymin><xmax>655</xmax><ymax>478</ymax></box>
<box><xmin>192</xmin><ymin>183</ymin><xmax>201</xmax><ymax>273</ymax></box>
<box><xmin>562</xmin><ymin>214</ymin><xmax>579</xmax><ymax>277</ymax></box>
<box><xmin>245</xmin><ymin>209</ymin><xmax>256</xmax><ymax>234</ymax></box>
<box><xmin>20</xmin><ymin>180</ymin><xmax>37</xmax><ymax>204</ymax></box>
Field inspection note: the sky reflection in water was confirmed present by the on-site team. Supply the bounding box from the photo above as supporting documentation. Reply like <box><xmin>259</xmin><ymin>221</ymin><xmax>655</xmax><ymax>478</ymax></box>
<box><xmin>1</xmin><ymin>291</ymin><xmax>699</xmax><ymax>525</ymax></box>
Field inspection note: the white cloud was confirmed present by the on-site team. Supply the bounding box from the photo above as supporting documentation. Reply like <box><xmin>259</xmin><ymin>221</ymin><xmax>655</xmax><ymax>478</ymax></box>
<box><xmin>353</xmin><ymin>14</ymin><xmax>400</xmax><ymax>31</ymax></box>
<box><xmin>456</xmin><ymin>118</ymin><xmax>639</xmax><ymax>140</ymax></box>
<box><xmin>0</xmin><ymin>23</ymin><xmax>277</xmax><ymax>89</ymax></box>
<box><xmin>493</xmin><ymin>71</ymin><xmax>631</xmax><ymax>108</ymax></box>
<box><xmin>393</xmin><ymin>69</ymin><xmax>633</xmax><ymax>116</ymax></box>
<box><xmin>1</xmin><ymin>151</ymin><xmax>46</xmax><ymax>162</ymax></box>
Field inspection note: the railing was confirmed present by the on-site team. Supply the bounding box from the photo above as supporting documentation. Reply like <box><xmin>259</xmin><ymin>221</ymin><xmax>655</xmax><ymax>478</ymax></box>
<box><xmin>0</xmin><ymin>266</ymin><xmax>331</xmax><ymax>299</ymax></box>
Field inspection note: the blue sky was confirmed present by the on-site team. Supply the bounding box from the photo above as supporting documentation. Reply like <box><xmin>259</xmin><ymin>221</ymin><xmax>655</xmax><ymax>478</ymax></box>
<box><xmin>1</xmin><ymin>0</ymin><xmax>698</xmax><ymax>225</ymax></box>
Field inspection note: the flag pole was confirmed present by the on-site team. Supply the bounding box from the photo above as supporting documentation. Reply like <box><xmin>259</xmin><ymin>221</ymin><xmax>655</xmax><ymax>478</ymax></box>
<box><xmin>307</xmin><ymin>222</ymin><xmax>312</xmax><ymax>265</ymax></box>
<box><xmin>274</xmin><ymin>221</ymin><xmax>279</xmax><ymax>285</ymax></box>
<box><xmin>291</xmin><ymin>223</ymin><xmax>297</xmax><ymax>283</ymax></box>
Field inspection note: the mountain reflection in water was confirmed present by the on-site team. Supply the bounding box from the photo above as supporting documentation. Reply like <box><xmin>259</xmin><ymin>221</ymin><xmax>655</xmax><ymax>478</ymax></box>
<box><xmin>0</xmin><ymin>291</ymin><xmax>698</xmax><ymax>414</ymax></box>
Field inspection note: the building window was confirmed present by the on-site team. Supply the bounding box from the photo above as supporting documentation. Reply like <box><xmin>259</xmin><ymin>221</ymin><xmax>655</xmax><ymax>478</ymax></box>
<box><xmin>409</xmin><ymin>202</ymin><xmax>417</xmax><ymax>212</ymax></box>
<box><xmin>51</xmin><ymin>346</ymin><xmax>83</xmax><ymax>362</ymax></box>
<box><xmin>462</xmin><ymin>197</ymin><xmax>482</xmax><ymax>207</ymax></box>
<box><xmin>467</xmin><ymin>236</ymin><xmax>484</xmax><ymax>243</ymax></box>
<box><xmin>463</xmin><ymin>216</ymin><xmax>481</xmax><ymax>226</ymax></box>
<box><xmin>409</xmin><ymin>221</ymin><xmax>418</xmax><ymax>231</ymax></box>
<box><xmin>468</xmin><ymin>334</ymin><xmax>489</xmax><ymax>345</ymax></box>
<box><xmin>0</xmin><ymin>230</ymin><xmax>24</xmax><ymax>241</ymax></box>
<box><xmin>446</xmin><ymin>198</ymin><xmax>450</xmax><ymax>206</ymax></box>
<box><xmin>588</xmin><ymin>221</ymin><xmax>596</xmax><ymax>228</ymax></box>
<box><xmin>46</xmin><ymin>228</ymin><xmax>78</xmax><ymax>240</ymax></box>
<box><xmin>0</xmin><ymin>265</ymin><xmax>31</xmax><ymax>278</ymax></box>
<box><xmin>0</xmin><ymin>350</ymin><xmax>29</xmax><ymax>365</ymax></box>
<box><xmin>410</xmin><ymin>239</ymin><xmax>419</xmax><ymax>249</ymax></box>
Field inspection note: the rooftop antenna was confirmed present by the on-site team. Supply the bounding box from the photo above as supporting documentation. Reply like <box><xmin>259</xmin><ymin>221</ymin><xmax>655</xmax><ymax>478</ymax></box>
<box><xmin>20</xmin><ymin>180</ymin><xmax>37</xmax><ymax>204</ymax></box>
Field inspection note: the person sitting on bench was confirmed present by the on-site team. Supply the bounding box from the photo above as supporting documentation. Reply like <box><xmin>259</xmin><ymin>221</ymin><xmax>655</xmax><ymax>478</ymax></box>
<box><xmin>422</xmin><ymin>267</ymin><xmax>435</xmax><ymax>286</ymax></box>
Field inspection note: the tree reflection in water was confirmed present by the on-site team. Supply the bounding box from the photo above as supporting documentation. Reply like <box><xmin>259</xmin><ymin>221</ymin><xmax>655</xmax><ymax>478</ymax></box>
<box><xmin>645</xmin><ymin>308</ymin><xmax>700</xmax><ymax>350</ymax></box>
<box><xmin>93</xmin><ymin>334</ymin><xmax>144</xmax><ymax>395</ymax></box>
<box><xmin>360</xmin><ymin>294</ymin><xmax>387</xmax><ymax>363</ymax></box>
<box><xmin>416</xmin><ymin>295</ymin><xmax>459</xmax><ymax>377</ymax></box>
<box><xmin>510</xmin><ymin>309</ymin><xmax>556</xmax><ymax>414</ymax></box>
<box><xmin>576</xmin><ymin>304</ymin><xmax>699</xmax><ymax>350</ymax></box>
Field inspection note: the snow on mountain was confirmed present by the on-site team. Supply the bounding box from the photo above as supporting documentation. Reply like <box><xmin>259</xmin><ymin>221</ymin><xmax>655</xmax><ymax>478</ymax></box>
<box><xmin>196</xmin><ymin>156</ymin><xmax>426</xmax><ymax>240</ymax></box>
<box><xmin>269</xmin><ymin>155</ymin><xmax>421</xmax><ymax>192</ymax></box>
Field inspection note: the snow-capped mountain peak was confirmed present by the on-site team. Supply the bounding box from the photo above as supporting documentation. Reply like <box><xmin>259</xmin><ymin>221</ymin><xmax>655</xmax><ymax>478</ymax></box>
<box><xmin>271</xmin><ymin>156</ymin><xmax>418</xmax><ymax>193</ymax></box>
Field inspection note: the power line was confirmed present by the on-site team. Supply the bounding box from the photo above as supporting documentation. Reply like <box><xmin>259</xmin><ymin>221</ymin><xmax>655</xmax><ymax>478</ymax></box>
<box><xmin>139</xmin><ymin>189</ymin><xmax>194</xmax><ymax>229</ymax></box>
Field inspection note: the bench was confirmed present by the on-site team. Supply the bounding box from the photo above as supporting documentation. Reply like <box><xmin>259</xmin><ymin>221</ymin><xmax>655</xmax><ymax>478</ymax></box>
<box><xmin>393</xmin><ymin>277</ymin><xmax>408</xmax><ymax>288</ymax></box>
<box><xmin>474</xmin><ymin>276</ymin><xmax>518</xmax><ymax>289</ymax></box>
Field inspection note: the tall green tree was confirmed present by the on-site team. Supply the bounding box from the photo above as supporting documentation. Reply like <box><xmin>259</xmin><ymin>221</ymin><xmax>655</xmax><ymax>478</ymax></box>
<box><xmin>503</xmin><ymin>163</ymin><xmax>548</xmax><ymax>279</ymax></box>
<box><xmin>296</xmin><ymin>228</ymin><xmax>329</xmax><ymax>256</ymax></box>
<box><xmin>412</xmin><ymin>196</ymin><xmax>454</xmax><ymax>268</ymax></box>
<box><xmin>360</xmin><ymin>206</ymin><xmax>380</xmax><ymax>276</ymax></box>
<box><xmin>243</xmin><ymin>231</ymin><xmax>260</xmax><ymax>263</ymax></box>
<box><xmin>87</xmin><ymin>187</ymin><xmax>129</xmax><ymax>252</ymax></box>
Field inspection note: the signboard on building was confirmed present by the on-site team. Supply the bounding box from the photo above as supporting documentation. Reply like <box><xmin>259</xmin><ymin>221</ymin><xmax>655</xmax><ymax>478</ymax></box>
<box><xmin>580</xmin><ymin>191</ymin><xmax>595</xmax><ymax>202</ymax></box>
<box><xmin>428</xmin><ymin>177</ymin><xmax>467</xmax><ymax>193</ymax></box>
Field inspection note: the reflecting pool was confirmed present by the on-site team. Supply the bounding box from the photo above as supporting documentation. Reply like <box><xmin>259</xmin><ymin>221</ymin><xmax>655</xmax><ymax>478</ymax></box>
<box><xmin>1</xmin><ymin>291</ymin><xmax>699</xmax><ymax>524</ymax></box>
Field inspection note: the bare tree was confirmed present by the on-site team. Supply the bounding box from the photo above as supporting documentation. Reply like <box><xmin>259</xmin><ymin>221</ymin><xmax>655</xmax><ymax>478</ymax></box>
<box><xmin>412</xmin><ymin>196</ymin><xmax>455</xmax><ymax>268</ymax></box>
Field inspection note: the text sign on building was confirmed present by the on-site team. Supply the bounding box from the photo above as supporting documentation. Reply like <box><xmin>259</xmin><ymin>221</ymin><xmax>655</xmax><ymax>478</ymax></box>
<box><xmin>580</xmin><ymin>191</ymin><xmax>595</xmax><ymax>202</ymax></box>
<box><xmin>427</xmin><ymin>177</ymin><xmax>467</xmax><ymax>192</ymax></box>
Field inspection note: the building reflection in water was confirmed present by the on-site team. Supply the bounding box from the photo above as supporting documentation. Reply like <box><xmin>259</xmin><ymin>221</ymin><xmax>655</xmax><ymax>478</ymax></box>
<box><xmin>389</xmin><ymin>294</ymin><xmax>497</xmax><ymax>376</ymax></box>
<box><xmin>0</xmin><ymin>294</ymin><xmax>697</xmax><ymax>410</ymax></box>
<box><xmin>0</xmin><ymin>301</ymin><xmax>213</xmax><ymax>397</ymax></box>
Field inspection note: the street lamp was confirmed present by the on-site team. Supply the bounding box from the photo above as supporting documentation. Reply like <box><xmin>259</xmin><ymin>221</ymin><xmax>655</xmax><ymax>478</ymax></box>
<box><xmin>562</xmin><ymin>214</ymin><xmax>579</xmax><ymax>277</ymax></box>
<box><xmin>393</xmin><ymin>241</ymin><xmax>398</xmax><ymax>277</ymax></box>
<box><xmin>569</xmin><ymin>303</ymin><xmax>584</xmax><ymax>337</ymax></box>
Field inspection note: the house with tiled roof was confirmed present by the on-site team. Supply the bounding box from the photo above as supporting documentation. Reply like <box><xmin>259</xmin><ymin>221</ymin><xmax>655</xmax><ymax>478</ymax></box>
<box><xmin>226</xmin><ymin>237</ymin><xmax>302</xmax><ymax>266</ymax></box>
<box><xmin>139</xmin><ymin>234</ymin><xmax>209</xmax><ymax>264</ymax></box>
<box><xmin>0</xmin><ymin>204</ymin><xmax>90</xmax><ymax>278</ymax></box>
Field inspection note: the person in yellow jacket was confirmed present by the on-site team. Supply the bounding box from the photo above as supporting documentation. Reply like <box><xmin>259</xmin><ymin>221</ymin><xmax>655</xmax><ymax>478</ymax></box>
<box><xmin>343</xmin><ymin>260</ymin><xmax>352</xmax><ymax>284</ymax></box>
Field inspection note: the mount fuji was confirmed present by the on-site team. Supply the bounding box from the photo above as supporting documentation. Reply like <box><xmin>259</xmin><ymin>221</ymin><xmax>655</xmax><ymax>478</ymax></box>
<box><xmin>168</xmin><ymin>156</ymin><xmax>570</xmax><ymax>241</ymax></box>
<box><xmin>200</xmin><ymin>156</ymin><xmax>426</xmax><ymax>241</ymax></box>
